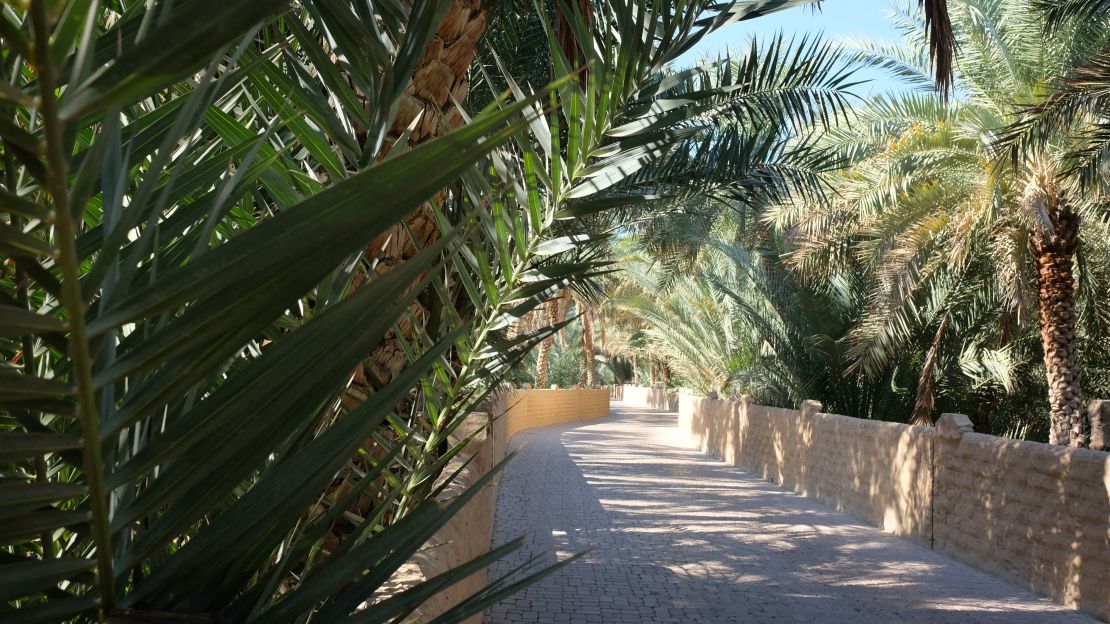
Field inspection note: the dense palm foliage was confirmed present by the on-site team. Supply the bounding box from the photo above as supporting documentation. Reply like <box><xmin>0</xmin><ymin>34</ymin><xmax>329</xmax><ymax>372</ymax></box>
<box><xmin>610</xmin><ymin>225</ymin><xmax>910</xmax><ymax>419</ymax></box>
<box><xmin>787</xmin><ymin>0</ymin><xmax>1110</xmax><ymax>442</ymax></box>
<box><xmin>612</xmin><ymin>247</ymin><xmax>753</xmax><ymax>397</ymax></box>
<box><xmin>605</xmin><ymin>0</ymin><xmax>1110</xmax><ymax>444</ymax></box>
<box><xmin>1</xmin><ymin>0</ymin><xmax>878</xmax><ymax>621</ymax></box>
<box><xmin>2</xmin><ymin>2</ymin><xmax>579</xmax><ymax>621</ymax></box>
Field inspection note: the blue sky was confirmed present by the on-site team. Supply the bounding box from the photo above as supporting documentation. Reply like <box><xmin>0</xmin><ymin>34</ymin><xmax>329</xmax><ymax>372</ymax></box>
<box><xmin>678</xmin><ymin>0</ymin><xmax>914</xmax><ymax>96</ymax></box>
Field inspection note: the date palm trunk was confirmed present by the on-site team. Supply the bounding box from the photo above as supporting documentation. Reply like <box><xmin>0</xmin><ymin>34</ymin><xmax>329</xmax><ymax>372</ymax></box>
<box><xmin>534</xmin><ymin>300</ymin><xmax>558</xmax><ymax>388</ymax></box>
<box><xmin>579</xmin><ymin>299</ymin><xmax>596</xmax><ymax>386</ymax></box>
<box><xmin>535</xmin><ymin>292</ymin><xmax>571</xmax><ymax>387</ymax></box>
<box><xmin>1030</xmin><ymin>193</ymin><xmax>1089</xmax><ymax>448</ymax></box>
<box><xmin>353</xmin><ymin>0</ymin><xmax>487</xmax><ymax>392</ymax></box>
<box><xmin>324</xmin><ymin>0</ymin><xmax>486</xmax><ymax>548</ymax></box>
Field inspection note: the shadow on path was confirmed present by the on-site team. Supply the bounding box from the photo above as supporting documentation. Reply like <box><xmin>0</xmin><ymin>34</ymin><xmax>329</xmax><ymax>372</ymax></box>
<box><xmin>486</xmin><ymin>405</ymin><xmax>1096</xmax><ymax>624</ymax></box>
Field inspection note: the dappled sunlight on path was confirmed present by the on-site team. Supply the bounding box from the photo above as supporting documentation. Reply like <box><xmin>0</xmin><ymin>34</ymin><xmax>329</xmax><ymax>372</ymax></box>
<box><xmin>486</xmin><ymin>405</ymin><xmax>1096</xmax><ymax>624</ymax></box>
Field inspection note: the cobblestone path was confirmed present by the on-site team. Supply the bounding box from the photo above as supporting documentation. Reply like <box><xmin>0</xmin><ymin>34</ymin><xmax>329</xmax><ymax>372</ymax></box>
<box><xmin>486</xmin><ymin>404</ymin><xmax>1096</xmax><ymax>624</ymax></box>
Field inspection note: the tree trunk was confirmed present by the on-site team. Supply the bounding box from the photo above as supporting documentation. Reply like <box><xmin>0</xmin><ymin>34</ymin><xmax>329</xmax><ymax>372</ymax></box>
<box><xmin>534</xmin><ymin>299</ymin><xmax>558</xmax><ymax>388</ymax></box>
<box><xmin>355</xmin><ymin>0</ymin><xmax>487</xmax><ymax>391</ymax></box>
<box><xmin>325</xmin><ymin>0</ymin><xmax>487</xmax><ymax>549</ymax></box>
<box><xmin>580</xmin><ymin>301</ymin><xmax>596</xmax><ymax>386</ymax></box>
<box><xmin>555</xmin><ymin>290</ymin><xmax>570</xmax><ymax>349</ymax></box>
<box><xmin>1030</xmin><ymin>197</ymin><xmax>1088</xmax><ymax>447</ymax></box>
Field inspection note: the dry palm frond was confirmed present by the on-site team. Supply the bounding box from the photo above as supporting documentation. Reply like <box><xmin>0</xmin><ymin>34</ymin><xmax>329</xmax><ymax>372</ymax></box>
<box><xmin>922</xmin><ymin>0</ymin><xmax>957</xmax><ymax>96</ymax></box>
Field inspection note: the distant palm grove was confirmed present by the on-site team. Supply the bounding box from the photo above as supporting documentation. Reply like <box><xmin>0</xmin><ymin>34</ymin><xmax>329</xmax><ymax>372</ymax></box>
<box><xmin>535</xmin><ymin>0</ymin><xmax>1110</xmax><ymax>446</ymax></box>
<box><xmin>1</xmin><ymin>0</ymin><xmax>1107</xmax><ymax>622</ymax></box>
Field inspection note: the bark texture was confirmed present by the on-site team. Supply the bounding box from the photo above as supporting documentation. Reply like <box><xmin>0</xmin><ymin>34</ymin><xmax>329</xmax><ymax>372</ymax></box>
<box><xmin>534</xmin><ymin>300</ymin><xmax>557</xmax><ymax>388</ymax></box>
<box><xmin>534</xmin><ymin>292</ymin><xmax>571</xmax><ymax>387</ymax></box>
<box><xmin>322</xmin><ymin>0</ymin><xmax>487</xmax><ymax>551</ymax></box>
<box><xmin>355</xmin><ymin>0</ymin><xmax>488</xmax><ymax>392</ymax></box>
<box><xmin>580</xmin><ymin>302</ymin><xmax>597</xmax><ymax>386</ymax></box>
<box><xmin>1030</xmin><ymin>196</ymin><xmax>1088</xmax><ymax>447</ymax></box>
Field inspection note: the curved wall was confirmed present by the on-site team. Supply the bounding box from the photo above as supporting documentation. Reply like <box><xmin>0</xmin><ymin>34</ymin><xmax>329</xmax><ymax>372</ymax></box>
<box><xmin>678</xmin><ymin>392</ymin><xmax>1110</xmax><ymax>623</ymax></box>
<box><xmin>408</xmin><ymin>388</ymin><xmax>610</xmax><ymax>622</ymax></box>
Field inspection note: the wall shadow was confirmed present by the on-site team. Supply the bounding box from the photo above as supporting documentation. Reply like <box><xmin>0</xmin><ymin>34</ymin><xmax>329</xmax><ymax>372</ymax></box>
<box><xmin>486</xmin><ymin>406</ymin><xmax>1092</xmax><ymax>624</ymax></box>
<box><xmin>684</xmin><ymin>396</ymin><xmax>935</xmax><ymax>544</ymax></box>
<box><xmin>934</xmin><ymin>433</ymin><xmax>1110</xmax><ymax>623</ymax></box>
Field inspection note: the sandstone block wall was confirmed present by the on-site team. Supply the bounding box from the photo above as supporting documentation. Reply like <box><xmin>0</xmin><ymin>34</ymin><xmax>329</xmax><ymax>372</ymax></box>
<box><xmin>411</xmin><ymin>388</ymin><xmax>610</xmax><ymax>621</ymax></box>
<box><xmin>933</xmin><ymin>430</ymin><xmax>1110</xmax><ymax>622</ymax></box>
<box><xmin>680</xmin><ymin>394</ymin><xmax>932</xmax><ymax>542</ymax></box>
<box><xmin>505</xmin><ymin>388</ymin><xmax>609</xmax><ymax>438</ymax></box>
<box><xmin>678</xmin><ymin>393</ymin><xmax>1110</xmax><ymax>622</ymax></box>
<box><xmin>618</xmin><ymin>384</ymin><xmax>677</xmax><ymax>411</ymax></box>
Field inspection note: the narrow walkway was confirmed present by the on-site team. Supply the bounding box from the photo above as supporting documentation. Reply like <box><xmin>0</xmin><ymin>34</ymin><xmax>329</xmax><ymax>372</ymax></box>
<box><xmin>486</xmin><ymin>405</ymin><xmax>1096</xmax><ymax>624</ymax></box>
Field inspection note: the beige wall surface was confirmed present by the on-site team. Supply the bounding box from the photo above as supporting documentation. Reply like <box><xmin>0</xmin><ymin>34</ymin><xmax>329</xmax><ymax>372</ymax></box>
<box><xmin>933</xmin><ymin>431</ymin><xmax>1110</xmax><ymax>622</ymax></box>
<box><xmin>680</xmin><ymin>394</ymin><xmax>932</xmax><ymax>542</ymax></box>
<box><xmin>618</xmin><ymin>384</ymin><xmax>677</xmax><ymax>411</ymax></box>
<box><xmin>677</xmin><ymin>392</ymin><xmax>1110</xmax><ymax>622</ymax></box>
<box><xmin>410</xmin><ymin>388</ymin><xmax>610</xmax><ymax>622</ymax></box>
<box><xmin>505</xmin><ymin>388</ymin><xmax>610</xmax><ymax>439</ymax></box>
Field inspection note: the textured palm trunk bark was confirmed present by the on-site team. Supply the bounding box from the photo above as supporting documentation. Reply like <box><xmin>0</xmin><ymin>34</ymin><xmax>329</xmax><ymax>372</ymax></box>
<box><xmin>555</xmin><ymin>290</ymin><xmax>571</xmax><ymax>350</ymax></box>
<box><xmin>1030</xmin><ymin>200</ymin><xmax>1088</xmax><ymax>447</ymax></box>
<box><xmin>535</xmin><ymin>292</ymin><xmax>572</xmax><ymax>387</ymax></box>
<box><xmin>321</xmin><ymin>0</ymin><xmax>487</xmax><ymax>551</ymax></box>
<box><xmin>534</xmin><ymin>300</ymin><xmax>558</xmax><ymax>388</ymax></box>
<box><xmin>354</xmin><ymin>0</ymin><xmax>487</xmax><ymax>392</ymax></box>
<box><xmin>581</xmin><ymin>305</ymin><xmax>596</xmax><ymax>386</ymax></box>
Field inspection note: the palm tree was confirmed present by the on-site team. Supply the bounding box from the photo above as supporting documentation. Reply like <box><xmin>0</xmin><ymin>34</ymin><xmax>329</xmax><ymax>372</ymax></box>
<box><xmin>508</xmin><ymin>8</ymin><xmax>859</xmax><ymax>396</ymax></box>
<box><xmin>608</xmin><ymin>226</ymin><xmax>909</xmax><ymax>416</ymax></box>
<box><xmin>2</xmin><ymin>0</ymin><xmax>866</xmax><ymax>620</ymax></box>
<box><xmin>578</xmin><ymin>297</ymin><xmax>598</xmax><ymax>386</ymax></box>
<box><xmin>1</xmin><ymin>1</ymin><xmax>576</xmax><ymax>620</ymax></box>
<box><xmin>998</xmin><ymin>0</ymin><xmax>1110</xmax><ymax>444</ymax></box>
<box><xmin>534</xmin><ymin>297</ymin><xmax>562</xmax><ymax>388</ymax></box>
<box><xmin>777</xmin><ymin>0</ymin><xmax>1110</xmax><ymax>444</ymax></box>
<box><xmin>612</xmin><ymin>249</ymin><xmax>751</xmax><ymax>396</ymax></box>
<box><xmin>360</xmin><ymin>0</ymin><xmax>489</xmax><ymax>388</ymax></box>
<box><xmin>1023</xmin><ymin>168</ymin><xmax>1090</xmax><ymax>445</ymax></box>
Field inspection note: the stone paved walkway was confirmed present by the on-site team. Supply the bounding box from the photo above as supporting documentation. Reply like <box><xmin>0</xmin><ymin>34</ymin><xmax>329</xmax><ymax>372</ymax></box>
<box><xmin>486</xmin><ymin>404</ymin><xmax>1097</xmax><ymax>624</ymax></box>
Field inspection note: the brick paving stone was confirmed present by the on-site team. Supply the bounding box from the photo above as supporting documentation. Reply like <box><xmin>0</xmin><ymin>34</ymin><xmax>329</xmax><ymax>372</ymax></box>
<box><xmin>485</xmin><ymin>404</ymin><xmax>1098</xmax><ymax>624</ymax></box>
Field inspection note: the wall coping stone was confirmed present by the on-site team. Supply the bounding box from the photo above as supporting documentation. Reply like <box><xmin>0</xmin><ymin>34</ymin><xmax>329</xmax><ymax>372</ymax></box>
<box><xmin>936</xmin><ymin>412</ymin><xmax>974</xmax><ymax>439</ymax></box>
<box><xmin>1091</xmin><ymin>400</ymin><xmax>1109</xmax><ymax>451</ymax></box>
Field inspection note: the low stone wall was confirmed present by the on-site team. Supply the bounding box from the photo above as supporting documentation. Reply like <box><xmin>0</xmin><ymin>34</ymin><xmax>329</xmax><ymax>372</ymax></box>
<box><xmin>505</xmin><ymin>388</ymin><xmax>610</xmax><ymax>438</ymax></box>
<box><xmin>411</xmin><ymin>388</ymin><xmax>610</xmax><ymax>622</ymax></box>
<box><xmin>679</xmin><ymin>393</ymin><xmax>1110</xmax><ymax>622</ymax></box>
<box><xmin>933</xmin><ymin>427</ymin><xmax>1110</xmax><ymax>622</ymax></box>
<box><xmin>679</xmin><ymin>394</ymin><xmax>933</xmax><ymax>542</ymax></box>
<box><xmin>616</xmin><ymin>384</ymin><xmax>677</xmax><ymax>411</ymax></box>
